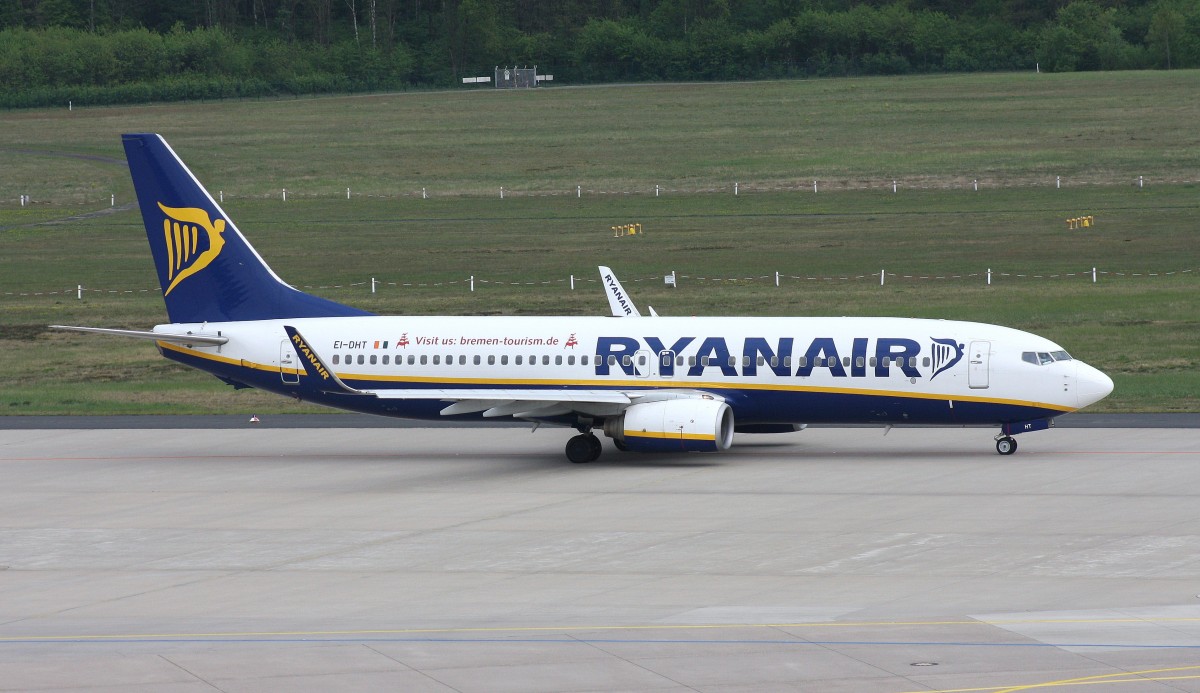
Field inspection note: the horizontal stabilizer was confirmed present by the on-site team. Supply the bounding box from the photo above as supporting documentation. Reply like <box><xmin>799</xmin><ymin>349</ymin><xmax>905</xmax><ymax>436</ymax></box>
<box><xmin>50</xmin><ymin>325</ymin><xmax>228</xmax><ymax>346</ymax></box>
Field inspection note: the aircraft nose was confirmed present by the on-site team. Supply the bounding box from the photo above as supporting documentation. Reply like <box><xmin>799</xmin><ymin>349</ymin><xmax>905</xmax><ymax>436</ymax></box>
<box><xmin>1076</xmin><ymin>361</ymin><xmax>1114</xmax><ymax>409</ymax></box>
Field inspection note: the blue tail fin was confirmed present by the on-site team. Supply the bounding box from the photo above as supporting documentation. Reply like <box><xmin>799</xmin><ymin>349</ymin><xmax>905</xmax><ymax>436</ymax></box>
<box><xmin>122</xmin><ymin>133</ymin><xmax>371</xmax><ymax>323</ymax></box>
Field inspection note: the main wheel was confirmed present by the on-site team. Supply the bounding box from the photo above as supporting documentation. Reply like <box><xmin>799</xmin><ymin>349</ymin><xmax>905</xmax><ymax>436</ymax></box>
<box><xmin>566</xmin><ymin>434</ymin><xmax>600</xmax><ymax>463</ymax></box>
<box><xmin>996</xmin><ymin>436</ymin><xmax>1017</xmax><ymax>455</ymax></box>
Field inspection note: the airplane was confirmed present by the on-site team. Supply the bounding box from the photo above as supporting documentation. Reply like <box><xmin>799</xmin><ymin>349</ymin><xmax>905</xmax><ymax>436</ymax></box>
<box><xmin>53</xmin><ymin>134</ymin><xmax>1113</xmax><ymax>463</ymax></box>
<box><xmin>599</xmin><ymin>265</ymin><xmax>658</xmax><ymax>317</ymax></box>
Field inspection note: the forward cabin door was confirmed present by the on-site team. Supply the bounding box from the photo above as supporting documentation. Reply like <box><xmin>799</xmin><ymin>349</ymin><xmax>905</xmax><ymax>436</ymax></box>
<box><xmin>968</xmin><ymin>340</ymin><xmax>990</xmax><ymax>389</ymax></box>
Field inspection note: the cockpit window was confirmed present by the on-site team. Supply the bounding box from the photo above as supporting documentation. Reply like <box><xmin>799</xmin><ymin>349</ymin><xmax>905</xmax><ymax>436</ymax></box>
<box><xmin>1023</xmin><ymin>350</ymin><xmax>1073</xmax><ymax>365</ymax></box>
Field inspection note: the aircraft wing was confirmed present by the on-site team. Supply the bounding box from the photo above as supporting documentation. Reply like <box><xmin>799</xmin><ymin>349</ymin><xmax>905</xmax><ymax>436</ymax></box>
<box><xmin>283</xmin><ymin>325</ymin><xmax>715</xmax><ymax>421</ymax></box>
<box><xmin>365</xmin><ymin>388</ymin><xmax>716</xmax><ymax>420</ymax></box>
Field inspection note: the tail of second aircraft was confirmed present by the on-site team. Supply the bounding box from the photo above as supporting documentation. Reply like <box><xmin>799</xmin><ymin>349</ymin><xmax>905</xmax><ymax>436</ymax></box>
<box><xmin>122</xmin><ymin>133</ymin><xmax>371</xmax><ymax>324</ymax></box>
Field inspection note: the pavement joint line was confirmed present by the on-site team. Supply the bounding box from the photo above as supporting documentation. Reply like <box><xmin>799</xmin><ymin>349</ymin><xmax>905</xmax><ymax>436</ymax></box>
<box><xmin>6</xmin><ymin>616</ymin><xmax>1200</xmax><ymax>642</ymax></box>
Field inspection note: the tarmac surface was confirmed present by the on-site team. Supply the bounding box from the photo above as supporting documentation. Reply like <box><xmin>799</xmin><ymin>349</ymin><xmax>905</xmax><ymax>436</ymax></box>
<box><xmin>3</xmin><ymin>422</ymin><xmax>1200</xmax><ymax>691</ymax></box>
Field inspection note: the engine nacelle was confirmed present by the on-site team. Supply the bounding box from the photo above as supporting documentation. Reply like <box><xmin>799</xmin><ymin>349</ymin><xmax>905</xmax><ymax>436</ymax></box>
<box><xmin>604</xmin><ymin>399</ymin><xmax>734</xmax><ymax>453</ymax></box>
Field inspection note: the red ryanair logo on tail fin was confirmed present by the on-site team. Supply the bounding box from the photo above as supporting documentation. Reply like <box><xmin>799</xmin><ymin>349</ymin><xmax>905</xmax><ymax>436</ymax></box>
<box><xmin>158</xmin><ymin>202</ymin><xmax>226</xmax><ymax>296</ymax></box>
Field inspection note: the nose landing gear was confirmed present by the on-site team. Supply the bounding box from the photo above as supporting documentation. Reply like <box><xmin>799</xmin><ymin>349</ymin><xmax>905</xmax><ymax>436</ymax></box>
<box><xmin>995</xmin><ymin>435</ymin><xmax>1018</xmax><ymax>455</ymax></box>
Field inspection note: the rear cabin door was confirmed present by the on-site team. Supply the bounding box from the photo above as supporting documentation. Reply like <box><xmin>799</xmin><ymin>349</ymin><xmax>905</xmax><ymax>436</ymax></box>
<box><xmin>280</xmin><ymin>340</ymin><xmax>300</xmax><ymax>384</ymax></box>
<box><xmin>968</xmin><ymin>340</ymin><xmax>990</xmax><ymax>389</ymax></box>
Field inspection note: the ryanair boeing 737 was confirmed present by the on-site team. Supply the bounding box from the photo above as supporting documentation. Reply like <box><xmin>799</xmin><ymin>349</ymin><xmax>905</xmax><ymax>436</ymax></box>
<box><xmin>54</xmin><ymin>134</ymin><xmax>1113</xmax><ymax>462</ymax></box>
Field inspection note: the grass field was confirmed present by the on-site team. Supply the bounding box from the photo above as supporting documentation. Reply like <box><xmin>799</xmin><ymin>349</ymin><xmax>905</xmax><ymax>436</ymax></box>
<box><xmin>2</xmin><ymin>71</ymin><xmax>1198</xmax><ymax>415</ymax></box>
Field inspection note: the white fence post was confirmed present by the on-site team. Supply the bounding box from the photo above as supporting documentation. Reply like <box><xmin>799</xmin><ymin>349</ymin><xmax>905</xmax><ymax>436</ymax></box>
<box><xmin>655</xmin><ymin>185</ymin><xmax>660</xmax><ymax>197</ymax></box>
<box><xmin>422</xmin><ymin>187</ymin><xmax>427</xmax><ymax>199</ymax></box>
<box><xmin>987</xmin><ymin>268</ymin><xmax>992</xmax><ymax>286</ymax></box>
<box><xmin>734</xmin><ymin>182</ymin><xmax>739</xmax><ymax>196</ymax></box>
<box><xmin>880</xmin><ymin>269</ymin><xmax>885</xmax><ymax>286</ymax></box>
<box><xmin>570</xmin><ymin>274</ymin><xmax>575</xmax><ymax>290</ymax></box>
<box><xmin>892</xmin><ymin>180</ymin><xmax>897</xmax><ymax>193</ymax></box>
<box><xmin>219</xmin><ymin>190</ymin><xmax>224</xmax><ymax>202</ymax></box>
<box><xmin>1093</xmin><ymin>267</ymin><xmax>1097</xmax><ymax>283</ymax></box>
<box><xmin>775</xmin><ymin>271</ymin><xmax>780</xmax><ymax>287</ymax></box>
<box><xmin>470</xmin><ymin>275</ymin><xmax>474</xmax><ymax>292</ymax></box>
<box><xmin>1056</xmin><ymin>176</ymin><xmax>1061</xmax><ymax>189</ymax></box>
<box><xmin>577</xmin><ymin>185</ymin><xmax>581</xmax><ymax>198</ymax></box>
<box><xmin>813</xmin><ymin>180</ymin><xmax>818</xmax><ymax>193</ymax></box>
<box><xmin>282</xmin><ymin>188</ymin><xmax>287</xmax><ymax>202</ymax></box>
<box><xmin>347</xmin><ymin>187</ymin><xmax>351</xmax><ymax>200</ymax></box>
<box><xmin>77</xmin><ymin>284</ymin><xmax>82</xmax><ymax>299</ymax></box>
<box><xmin>371</xmin><ymin>277</ymin><xmax>377</xmax><ymax>294</ymax></box>
<box><xmin>111</xmin><ymin>194</ymin><xmax>115</xmax><ymax>207</ymax></box>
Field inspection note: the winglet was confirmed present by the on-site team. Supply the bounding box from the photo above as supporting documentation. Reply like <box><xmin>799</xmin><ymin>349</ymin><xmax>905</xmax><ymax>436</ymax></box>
<box><xmin>282</xmin><ymin>326</ymin><xmax>368</xmax><ymax>395</ymax></box>
<box><xmin>598</xmin><ymin>265</ymin><xmax>642</xmax><ymax>317</ymax></box>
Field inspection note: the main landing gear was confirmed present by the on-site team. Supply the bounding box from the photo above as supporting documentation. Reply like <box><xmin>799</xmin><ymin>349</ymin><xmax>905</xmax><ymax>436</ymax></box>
<box><xmin>995</xmin><ymin>435</ymin><xmax>1017</xmax><ymax>455</ymax></box>
<box><xmin>566</xmin><ymin>433</ymin><xmax>603</xmax><ymax>463</ymax></box>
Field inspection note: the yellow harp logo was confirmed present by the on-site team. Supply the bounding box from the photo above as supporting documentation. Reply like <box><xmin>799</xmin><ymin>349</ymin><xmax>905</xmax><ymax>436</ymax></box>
<box><xmin>158</xmin><ymin>202</ymin><xmax>226</xmax><ymax>296</ymax></box>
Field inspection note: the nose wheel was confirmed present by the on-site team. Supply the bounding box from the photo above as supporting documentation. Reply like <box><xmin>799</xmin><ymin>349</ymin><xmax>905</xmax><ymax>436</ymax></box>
<box><xmin>566</xmin><ymin>433</ymin><xmax>603</xmax><ymax>463</ymax></box>
<box><xmin>995</xmin><ymin>436</ymin><xmax>1017</xmax><ymax>455</ymax></box>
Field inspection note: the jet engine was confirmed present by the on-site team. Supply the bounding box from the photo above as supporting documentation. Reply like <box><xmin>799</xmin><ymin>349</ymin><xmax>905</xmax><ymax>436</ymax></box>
<box><xmin>603</xmin><ymin>399</ymin><xmax>734</xmax><ymax>453</ymax></box>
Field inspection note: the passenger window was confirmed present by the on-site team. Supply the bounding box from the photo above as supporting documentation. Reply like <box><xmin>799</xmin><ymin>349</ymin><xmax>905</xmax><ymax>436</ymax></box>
<box><xmin>581</xmin><ymin>356</ymin><xmax>588</xmax><ymax>366</ymax></box>
<box><xmin>855</xmin><ymin>356</ymin><xmax>864</xmax><ymax>368</ymax></box>
<box><xmin>459</xmin><ymin>355</ymin><xmax>466</xmax><ymax>365</ymax></box>
<box><xmin>922</xmin><ymin>357</ymin><xmax>930</xmax><ymax>367</ymax></box>
<box><xmin>637</xmin><ymin>354</ymin><xmax>646</xmax><ymax>366</ymax></box>
<box><xmin>609</xmin><ymin>355</ymin><xmax>618</xmax><ymax>366</ymax></box>
<box><xmin>515</xmin><ymin>355</ymin><xmax>523</xmax><ymax>365</ymax></box>
<box><xmin>701</xmin><ymin>356</ymin><xmax>710</xmax><ymax>366</ymax></box>
<box><xmin>797</xmin><ymin>356</ymin><xmax>807</xmax><ymax>368</ymax></box>
<box><xmin>622</xmin><ymin>355</ymin><xmax>632</xmax><ymax>366</ymax></box>
<box><xmin>555</xmin><ymin>355</ymin><xmax>562</xmax><ymax>365</ymax></box>
<box><xmin>909</xmin><ymin>357</ymin><xmax>917</xmax><ymax>368</ymax></box>
<box><xmin>370</xmin><ymin>355</ymin><xmax>377</xmax><ymax>365</ymax></box>
<box><xmin>501</xmin><ymin>355</ymin><xmax>509</xmax><ymax>365</ymax></box>
<box><xmin>543</xmin><ymin>355</ymin><xmax>550</xmax><ymax>365</ymax></box>
<box><xmin>730</xmin><ymin>356</ymin><xmax>739</xmax><ymax>367</ymax></box>
<box><xmin>474</xmin><ymin>355</ymin><xmax>481</xmax><ymax>365</ymax></box>
<box><xmin>420</xmin><ymin>355</ymin><xmax>427</xmax><ymax>365</ymax></box>
<box><xmin>784</xmin><ymin>356</ymin><xmax>792</xmax><ymax>367</ymax></box>
<box><xmin>676</xmin><ymin>355</ymin><xmax>684</xmax><ymax>366</ymax></box>
<box><xmin>568</xmin><ymin>355</ymin><xmax>576</xmax><ymax>365</ymax></box>
<box><xmin>383</xmin><ymin>355</ymin><xmax>390</xmax><ymax>365</ymax></box>
<box><xmin>843</xmin><ymin>356</ymin><xmax>851</xmax><ymax>367</ymax></box>
<box><xmin>689</xmin><ymin>356</ymin><xmax>697</xmax><ymax>366</ymax></box>
<box><xmin>488</xmin><ymin>355</ymin><xmax>495</xmax><ymax>365</ymax></box>
<box><xmin>433</xmin><ymin>355</ymin><xmax>440</xmax><ymax>365</ymax></box>
<box><xmin>869</xmin><ymin>357</ymin><xmax>877</xmax><ymax>367</ymax></box>
<box><xmin>332</xmin><ymin>355</ymin><xmax>340</xmax><ymax>365</ymax></box>
<box><xmin>407</xmin><ymin>355</ymin><xmax>415</xmax><ymax>365</ymax></box>
<box><xmin>357</xmin><ymin>355</ymin><xmax>365</xmax><ymax>365</ymax></box>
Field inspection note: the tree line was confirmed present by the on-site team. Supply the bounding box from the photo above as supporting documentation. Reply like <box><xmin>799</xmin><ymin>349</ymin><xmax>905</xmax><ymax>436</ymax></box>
<box><xmin>2</xmin><ymin>0</ymin><xmax>1198</xmax><ymax>107</ymax></box>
